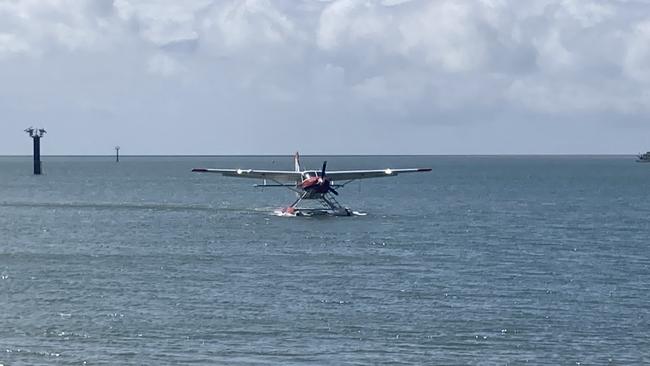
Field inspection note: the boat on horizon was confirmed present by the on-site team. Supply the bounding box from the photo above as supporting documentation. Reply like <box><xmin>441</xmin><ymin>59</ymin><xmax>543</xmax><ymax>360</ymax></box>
<box><xmin>636</xmin><ymin>152</ymin><xmax>650</xmax><ymax>162</ymax></box>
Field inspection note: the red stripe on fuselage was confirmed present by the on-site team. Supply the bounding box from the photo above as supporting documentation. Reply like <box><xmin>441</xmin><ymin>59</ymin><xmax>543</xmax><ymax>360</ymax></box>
<box><xmin>300</xmin><ymin>177</ymin><xmax>331</xmax><ymax>193</ymax></box>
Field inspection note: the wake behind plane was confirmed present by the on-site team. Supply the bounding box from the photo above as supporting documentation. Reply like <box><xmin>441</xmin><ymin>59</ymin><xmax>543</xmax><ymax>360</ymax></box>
<box><xmin>192</xmin><ymin>153</ymin><xmax>432</xmax><ymax>216</ymax></box>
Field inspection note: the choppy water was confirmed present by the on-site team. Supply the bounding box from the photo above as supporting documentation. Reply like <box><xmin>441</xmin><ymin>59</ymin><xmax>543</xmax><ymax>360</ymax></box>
<box><xmin>1</xmin><ymin>155</ymin><xmax>649</xmax><ymax>365</ymax></box>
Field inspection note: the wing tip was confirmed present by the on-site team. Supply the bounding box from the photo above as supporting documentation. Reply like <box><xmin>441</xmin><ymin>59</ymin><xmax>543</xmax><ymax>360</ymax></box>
<box><xmin>192</xmin><ymin>168</ymin><xmax>208</xmax><ymax>172</ymax></box>
<box><xmin>418</xmin><ymin>168</ymin><xmax>432</xmax><ymax>172</ymax></box>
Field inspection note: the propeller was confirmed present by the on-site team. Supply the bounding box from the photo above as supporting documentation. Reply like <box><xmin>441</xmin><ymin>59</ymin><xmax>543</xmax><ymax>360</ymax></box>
<box><xmin>320</xmin><ymin>161</ymin><xmax>339</xmax><ymax>195</ymax></box>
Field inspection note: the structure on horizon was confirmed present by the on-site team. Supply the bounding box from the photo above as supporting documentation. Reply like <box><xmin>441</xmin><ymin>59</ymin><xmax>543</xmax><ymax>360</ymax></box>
<box><xmin>115</xmin><ymin>146</ymin><xmax>120</xmax><ymax>162</ymax></box>
<box><xmin>25</xmin><ymin>127</ymin><xmax>46</xmax><ymax>175</ymax></box>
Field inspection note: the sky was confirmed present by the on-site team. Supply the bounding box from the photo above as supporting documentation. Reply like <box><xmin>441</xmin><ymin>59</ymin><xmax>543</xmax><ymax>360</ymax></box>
<box><xmin>1</xmin><ymin>0</ymin><xmax>650</xmax><ymax>155</ymax></box>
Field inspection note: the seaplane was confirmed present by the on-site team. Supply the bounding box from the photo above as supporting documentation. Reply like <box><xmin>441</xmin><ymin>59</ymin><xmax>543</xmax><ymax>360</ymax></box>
<box><xmin>192</xmin><ymin>153</ymin><xmax>432</xmax><ymax>216</ymax></box>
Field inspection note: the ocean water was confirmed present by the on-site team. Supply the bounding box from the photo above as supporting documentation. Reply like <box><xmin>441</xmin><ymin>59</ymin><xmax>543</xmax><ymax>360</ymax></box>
<box><xmin>1</xmin><ymin>155</ymin><xmax>649</xmax><ymax>365</ymax></box>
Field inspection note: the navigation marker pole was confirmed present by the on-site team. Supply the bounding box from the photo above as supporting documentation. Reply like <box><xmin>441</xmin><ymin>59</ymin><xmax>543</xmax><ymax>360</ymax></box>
<box><xmin>24</xmin><ymin>127</ymin><xmax>46</xmax><ymax>175</ymax></box>
<box><xmin>115</xmin><ymin>146</ymin><xmax>120</xmax><ymax>162</ymax></box>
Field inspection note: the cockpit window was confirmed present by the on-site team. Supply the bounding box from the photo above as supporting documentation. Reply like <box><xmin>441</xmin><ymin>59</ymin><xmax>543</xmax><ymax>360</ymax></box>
<box><xmin>303</xmin><ymin>171</ymin><xmax>319</xmax><ymax>178</ymax></box>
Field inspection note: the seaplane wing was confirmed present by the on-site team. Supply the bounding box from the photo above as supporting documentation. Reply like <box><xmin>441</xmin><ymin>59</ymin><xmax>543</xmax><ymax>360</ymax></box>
<box><xmin>191</xmin><ymin>168</ymin><xmax>301</xmax><ymax>182</ymax></box>
<box><xmin>324</xmin><ymin>168</ymin><xmax>432</xmax><ymax>182</ymax></box>
<box><xmin>192</xmin><ymin>153</ymin><xmax>432</xmax><ymax>216</ymax></box>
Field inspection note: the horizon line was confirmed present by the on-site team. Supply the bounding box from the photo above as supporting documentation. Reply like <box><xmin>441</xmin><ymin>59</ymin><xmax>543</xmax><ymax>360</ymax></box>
<box><xmin>0</xmin><ymin>153</ymin><xmax>640</xmax><ymax>157</ymax></box>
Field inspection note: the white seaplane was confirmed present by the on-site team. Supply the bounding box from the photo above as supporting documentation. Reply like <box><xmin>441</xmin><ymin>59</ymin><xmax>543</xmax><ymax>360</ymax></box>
<box><xmin>192</xmin><ymin>153</ymin><xmax>431</xmax><ymax>216</ymax></box>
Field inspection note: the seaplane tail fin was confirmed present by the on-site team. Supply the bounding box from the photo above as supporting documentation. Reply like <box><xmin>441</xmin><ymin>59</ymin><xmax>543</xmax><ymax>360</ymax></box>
<box><xmin>294</xmin><ymin>151</ymin><xmax>302</xmax><ymax>172</ymax></box>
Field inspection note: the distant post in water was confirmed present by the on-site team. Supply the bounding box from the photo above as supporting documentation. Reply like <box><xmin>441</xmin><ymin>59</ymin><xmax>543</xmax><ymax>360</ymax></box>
<box><xmin>115</xmin><ymin>146</ymin><xmax>120</xmax><ymax>162</ymax></box>
<box><xmin>24</xmin><ymin>127</ymin><xmax>46</xmax><ymax>175</ymax></box>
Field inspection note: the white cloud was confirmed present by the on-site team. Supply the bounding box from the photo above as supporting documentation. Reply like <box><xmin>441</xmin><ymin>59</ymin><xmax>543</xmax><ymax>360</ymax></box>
<box><xmin>206</xmin><ymin>0</ymin><xmax>297</xmax><ymax>49</ymax></box>
<box><xmin>561</xmin><ymin>0</ymin><xmax>615</xmax><ymax>28</ymax></box>
<box><xmin>352</xmin><ymin>75</ymin><xmax>390</xmax><ymax>100</ymax></box>
<box><xmin>624</xmin><ymin>20</ymin><xmax>650</xmax><ymax>83</ymax></box>
<box><xmin>0</xmin><ymin>33</ymin><xmax>30</xmax><ymax>57</ymax></box>
<box><xmin>147</xmin><ymin>53</ymin><xmax>182</xmax><ymax>76</ymax></box>
<box><xmin>317</xmin><ymin>0</ymin><xmax>386</xmax><ymax>51</ymax></box>
<box><xmin>1</xmin><ymin>0</ymin><xmax>650</xmax><ymax>154</ymax></box>
<box><xmin>114</xmin><ymin>0</ymin><xmax>205</xmax><ymax>46</ymax></box>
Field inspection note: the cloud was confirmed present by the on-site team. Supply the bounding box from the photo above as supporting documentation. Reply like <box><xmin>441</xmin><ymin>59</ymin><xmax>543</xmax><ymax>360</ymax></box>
<box><xmin>624</xmin><ymin>20</ymin><xmax>650</xmax><ymax>83</ymax></box>
<box><xmin>147</xmin><ymin>53</ymin><xmax>182</xmax><ymax>76</ymax></box>
<box><xmin>1</xmin><ymin>0</ymin><xmax>650</xmax><ymax>154</ymax></box>
<box><xmin>114</xmin><ymin>0</ymin><xmax>204</xmax><ymax>46</ymax></box>
<box><xmin>0</xmin><ymin>33</ymin><xmax>30</xmax><ymax>56</ymax></box>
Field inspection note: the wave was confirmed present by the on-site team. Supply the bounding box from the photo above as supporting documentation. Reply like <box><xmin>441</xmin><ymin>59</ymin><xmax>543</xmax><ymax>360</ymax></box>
<box><xmin>0</xmin><ymin>201</ymin><xmax>262</xmax><ymax>213</ymax></box>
